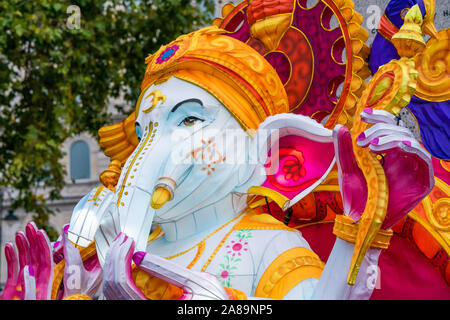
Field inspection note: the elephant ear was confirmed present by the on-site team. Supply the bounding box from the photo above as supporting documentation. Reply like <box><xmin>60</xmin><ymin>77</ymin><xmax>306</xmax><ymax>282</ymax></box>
<box><xmin>98</xmin><ymin>112</ymin><xmax>139</xmax><ymax>166</ymax></box>
<box><xmin>236</xmin><ymin>113</ymin><xmax>336</xmax><ymax>211</ymax></box>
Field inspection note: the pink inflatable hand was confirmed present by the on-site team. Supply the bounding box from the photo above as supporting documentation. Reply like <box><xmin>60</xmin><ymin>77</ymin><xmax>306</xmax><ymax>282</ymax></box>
<box><xmin>356</xmin><ymin>108</ymin><xmax>434</xmax><ymax>229</ymax></box>
<box><xmin>102</xmin><ymin>233</ymin><xmax>147</xmax><ymax>300</ymax></box>
<box><xmin>333</xmin><ymin>124</ymin><xmax>368</xmax><ymax>221</ymax></box>
<box><xmin>333</xmin><ymin>109</ymin><xmax>434</xmax><ymax>230</ymax></box>
<box><xmin>0</xmin><ymin>239</ymin><xmax>26</xmax><ymax>300</ymax></box>
<box><xmin>62</xmin><ymin>224</ymin><xmax>102</xmax><ymax>298</ymax></box>
<box><xmin>133</xmin><ymin>251</ymin><xmax>229</xmax><ymax>300</ymax></box>
<box><xmin>0</xmin><ymin>222</ymin><xmax>53</xmax><ymax>300</ymax></box>
<box><xmin>26</xmin><ymin>222</ymin><xmax>54</xmax><ymax>299</ymax></box>
<box><xmin>52</xmin><ymin>235</ymin><xmax>64</xmax><ymax>265</ymax></box>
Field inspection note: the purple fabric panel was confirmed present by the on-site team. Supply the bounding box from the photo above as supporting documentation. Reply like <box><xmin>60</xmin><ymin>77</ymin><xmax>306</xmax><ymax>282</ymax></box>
<box><xmin>408</xmin><ymin>97</ymin><xmax>450</xmax><ymax>160</ymax></box>
<box><xmin>417</xmin><ymin>0</ymin><xmax>427</xmax><ymax>18</ymax></box>
<box><xmin>384</xmin><ymin>0</ymin><xmax>420</xmax><ymax>28</ymax></box>
<box><xmin>369</xmin><ymin>34</ymin><xmax>400</xmax><ymax>74</ymax></box>
<box><xmin>369</xmin><ymin>0</ymin><xmax>428</xmax><ymax>73</ymax></box>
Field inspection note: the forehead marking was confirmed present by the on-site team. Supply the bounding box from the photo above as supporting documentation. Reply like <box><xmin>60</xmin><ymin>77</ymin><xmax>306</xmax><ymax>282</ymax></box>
<box><xmin>142</xmin><ymin>89</ymin><xmax>167</xmax><ymax>114</ymax></box>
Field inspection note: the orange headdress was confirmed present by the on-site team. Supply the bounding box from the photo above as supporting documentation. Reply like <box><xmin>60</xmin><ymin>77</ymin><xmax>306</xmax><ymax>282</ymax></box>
<box><xmin>139</xmin><ymin>26</ymin><xmax>289</xmax><ymax>130</ymax></box>
<box><xmin>99</xmin><ymin>0</ymin><xmax>370</xmax><ymax>166</ymax></box>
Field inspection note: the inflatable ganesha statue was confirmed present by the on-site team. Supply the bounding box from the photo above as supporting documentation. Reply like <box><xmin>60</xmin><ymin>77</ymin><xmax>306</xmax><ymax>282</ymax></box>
<box><xmin>2</xmin><ymin>0</ymin><xmax>449</xmax><ymax>300</ymax></box>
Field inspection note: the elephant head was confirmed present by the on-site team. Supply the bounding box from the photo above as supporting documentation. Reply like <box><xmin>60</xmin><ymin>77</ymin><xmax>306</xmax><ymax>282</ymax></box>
<box><xmin>115</xmin><ymin>77</ymin><xmax>256</xmax><ymax>249</ymax></box>
<box><xmin>68</xmin><ymin>26</ymin><xmax>336</xmax><ymax>264</ymax></box>
<box><xmin>115</xmin><ymin>75</ymin><xmax>337</xmax><ymax>249</ymax></box>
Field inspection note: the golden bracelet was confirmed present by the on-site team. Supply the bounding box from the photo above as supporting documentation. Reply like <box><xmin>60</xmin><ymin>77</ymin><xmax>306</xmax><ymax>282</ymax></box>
<box><xmin>63</xmin><ymin>294</ymin><xmax>93</xmax><ymax>300</ymax></box>
<box><xmin>333</xmin><ymin>215</ymin><xmax>393</xmax><ymax>249</ymax></box>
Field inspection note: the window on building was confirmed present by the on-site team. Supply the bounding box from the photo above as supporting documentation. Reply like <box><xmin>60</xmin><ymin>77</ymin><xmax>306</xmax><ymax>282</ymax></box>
<box><xmin>70</xmin><ymin>140</ymin><xmax>91</xmax><ymax>180</ymax></box>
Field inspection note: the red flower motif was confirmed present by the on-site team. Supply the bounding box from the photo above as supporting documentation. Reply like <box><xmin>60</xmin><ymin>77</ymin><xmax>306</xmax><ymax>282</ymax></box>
<box><xmin>266</xmin><ymin>147</ymin><xmax>307</xmax><ymax>191</ymax></box>
<box><xmin>232</xmin><ymin>243</ymin><xmax>242</xmax><ymax>251</ymax></box>
<box><xmin>282</xmin><ymin>158</ymin><xmax>306</xmax><ymax>181</ymax></box>
<box><xmin>226</xmin><ymin>239</ymin><xmax>248</xmax><ymax>257</ymax></box>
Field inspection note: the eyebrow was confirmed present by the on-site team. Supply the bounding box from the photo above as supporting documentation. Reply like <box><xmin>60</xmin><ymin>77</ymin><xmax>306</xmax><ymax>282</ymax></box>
<box><xmin>171</xmin><ymin>98</ymin><xmax>204</xmax><ymax>113</ymax></box>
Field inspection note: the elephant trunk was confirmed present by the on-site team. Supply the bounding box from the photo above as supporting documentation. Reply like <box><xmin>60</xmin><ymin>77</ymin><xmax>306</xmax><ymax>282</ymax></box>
<box><xmin>150</xmin><ymin>145</ymin><xmax>194</xmax><ymax>210</ymax></box>
<box><xmin>118</xmin><ymin>186</ymin><xmax>154</xmax><ymax>253</ymax></box>
<box><xmin>113</xmin><ymin>121</ymin><xmax>167</xmax><ymax>253</ymax></box>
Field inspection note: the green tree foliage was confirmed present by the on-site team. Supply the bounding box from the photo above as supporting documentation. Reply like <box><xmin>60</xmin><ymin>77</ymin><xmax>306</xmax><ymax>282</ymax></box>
<box><xmin>0</xmin><ymin>0</ymin><xmax>215</xmax><ymax>240</ymax></box>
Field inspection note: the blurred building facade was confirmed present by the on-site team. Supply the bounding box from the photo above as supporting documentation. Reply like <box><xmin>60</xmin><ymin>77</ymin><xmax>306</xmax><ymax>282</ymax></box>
<box><xmin>0</xmin><ymin>0</ymin><xmax>448</xmax><ymax>285</ymax></box>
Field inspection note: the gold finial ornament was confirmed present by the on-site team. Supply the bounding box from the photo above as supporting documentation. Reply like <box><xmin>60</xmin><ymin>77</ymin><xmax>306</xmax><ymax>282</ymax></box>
<box><xmin>392</xmin><ymin>5</ymin><xmax>426</xmax><ymax>58</ymax></box>
<box><xmin>100</xmin><ymin>159</ymin><xmax>122</xmax><ymax>192</ymax></box>
<box><xmin>240</xmin><ymin>0</ymin><xmax>295</xmax><ymax>51</ymax></box>
<box><xmin>249</xmin><ymin>13</ymin><xmax>292</xmax><ymax>51</ymax></box>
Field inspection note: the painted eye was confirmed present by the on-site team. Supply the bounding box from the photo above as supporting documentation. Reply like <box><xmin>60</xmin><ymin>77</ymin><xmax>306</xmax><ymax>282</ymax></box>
<box><xmin>135</xmin><ymin>122</ymin><xmax>142</xmax><ymax>141</ymax></box>
<box><xmin>180</xmin><ymin>116</ymin><xmax>203</xmax><ymax>127</ymax></box>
